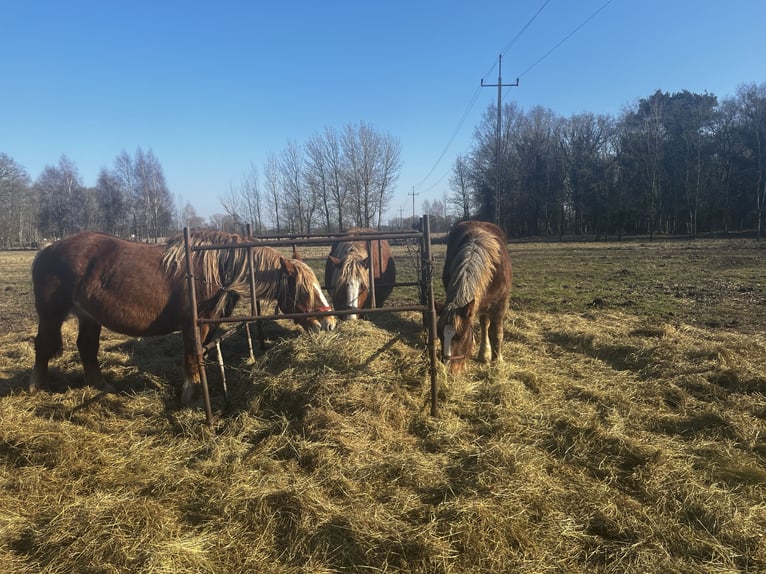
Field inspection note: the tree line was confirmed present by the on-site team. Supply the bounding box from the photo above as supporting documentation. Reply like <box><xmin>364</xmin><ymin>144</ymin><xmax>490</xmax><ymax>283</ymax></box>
<box><xmin>220</xmin><ymin>122</ymin><xmax>401</xmax><ymax>235</ymax></box>
<box><xmin>0</xmin><ymin>148</ymin><xmax>176</xmax><ymax>246</ymax></box>
<box><xmin>449</xmin><ymin>82</ymin><xmax>766</xmax><ymax>239</ymax></box>
<box><xmin>0</xmin><ymin>122</ymin><xmax>401</xmax><ymax>247</ymax></box>
<box><xmin>3</xmin><ymin>83</ymin><xmax>765</xmax><ymax>247</ymax></box>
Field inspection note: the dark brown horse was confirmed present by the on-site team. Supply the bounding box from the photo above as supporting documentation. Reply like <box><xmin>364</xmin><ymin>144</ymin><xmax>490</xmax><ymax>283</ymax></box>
<box><xmin>29</xmin><ymin>230</ymin><xmax>335</xmax><ymax>403</ymax></box>
<box><xmin>436</xmin><ymin>221</ymin><xmax>512</xmax><ymax>374</ymax></box>
<box><xmin>324</xmin><ymin>228</ymin><xmax>396</xmax><ymax>320</ymax></box>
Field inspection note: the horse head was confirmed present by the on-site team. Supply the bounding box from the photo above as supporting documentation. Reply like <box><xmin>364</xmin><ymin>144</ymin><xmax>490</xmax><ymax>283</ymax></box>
<box><xmin>278</xmin><ymin>258</ymin><xmax>336</xmax><ymax>332</ymax></box>
<box><xmin>327</xmin><ymin>253</ymin><xmax>370</xmax><ymax>320</ymax></box>
<box><xmin>436</xmin><ymin>299</ymin><xmax>476</xmax><ymax>374</ymax></box>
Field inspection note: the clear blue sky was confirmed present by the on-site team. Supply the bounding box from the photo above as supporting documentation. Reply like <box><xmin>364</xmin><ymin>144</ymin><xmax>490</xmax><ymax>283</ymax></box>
<box><xmin>3</xmin><ymin>1</ymin><xmax>764</xmax><ymax>223</ymax></box>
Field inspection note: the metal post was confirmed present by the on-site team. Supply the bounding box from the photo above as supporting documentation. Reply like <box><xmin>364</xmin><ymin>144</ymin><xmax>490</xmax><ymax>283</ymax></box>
<box><xmin>183</xmin><ymin>227</ymin><xmax>215</xmax><ymax>429</ymax></box>
<box><xmin>246</xmin><ymin>223</ymin><xmax>265</xmax><ymax>352</ymax></box>
<box><xmin>421</xmin><ymin>215</ymin><xmax>439</xmax><ymax>417</ymax></box>
<box><xmin>366</xmin><ymin>239</ymin><xmax>377</xmax><ymax>309</ymax></box>
<box><xmin>481</xmin><ymin>54</ymin><xmax>518</xmax><ymax>228</ymax></box>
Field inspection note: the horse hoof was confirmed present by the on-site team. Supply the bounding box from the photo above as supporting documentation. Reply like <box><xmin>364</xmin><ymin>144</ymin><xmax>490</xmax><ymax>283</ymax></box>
<box><xmin>180</xmin><ymin>382</ymin><xmax>199</xmax><ymax>406</ymax></box>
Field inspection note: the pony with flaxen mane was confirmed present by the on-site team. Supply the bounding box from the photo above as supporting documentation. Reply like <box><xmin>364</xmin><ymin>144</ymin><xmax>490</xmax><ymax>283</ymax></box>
<box><xmin>437</xmin><ymin>221</ymin><xmax>512</xmax><ymax>374</ymax></box>
<box><xmin>324</xmin><ymin>228</ymin><xmax>396</xmax><ymax>320</ymax></box>
<box><xmin>30</xmin><ymin>230</ymin><xmax>335</xmax><ymax>403</ymax></box>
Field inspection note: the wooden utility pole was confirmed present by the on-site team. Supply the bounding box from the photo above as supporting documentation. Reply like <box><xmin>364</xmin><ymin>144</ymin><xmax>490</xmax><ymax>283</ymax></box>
<box><xmin>481</xmin><ymin>54</ymin><xmax>518</xmax><ymax>226</ymax></box>
<box><xmin>408</xmin><ymin>186</ymin><xmax>420</xmax><ymax>221</ymax></box>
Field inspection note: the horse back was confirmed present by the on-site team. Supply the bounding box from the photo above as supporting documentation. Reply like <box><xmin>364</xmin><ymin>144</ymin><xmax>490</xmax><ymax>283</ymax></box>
<box><xmin>32</xmin><ymin>232</ymin><xmax>179</xmax><ymax>335</ymax></box>
<box><xmin>443</xmin><ymin>221</ymin><xmax>512</xmax><ymax>310</ymax></box>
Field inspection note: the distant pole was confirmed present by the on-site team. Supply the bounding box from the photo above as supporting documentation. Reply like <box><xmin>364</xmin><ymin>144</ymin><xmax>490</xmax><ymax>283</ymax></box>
<box><xmin>408</xmin><ymin>186</ymin><xmax>420</xmax><ymax>221</ymax></box>
<box><xmin>399</xmin><ymin>206</ymin><xmax>404</xmax><ymax>228</ymax></box>
<box><xmin>481</xmin><ymin>54</ymin><xmax>518</xmax><ymax>227</ymax></box>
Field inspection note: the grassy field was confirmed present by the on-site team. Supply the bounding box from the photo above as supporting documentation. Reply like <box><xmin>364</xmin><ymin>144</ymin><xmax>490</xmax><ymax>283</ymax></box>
<box><xmin>0</xmin><ymin>237</ymin><xmax>765</xmax><ymax>573</ymax></box>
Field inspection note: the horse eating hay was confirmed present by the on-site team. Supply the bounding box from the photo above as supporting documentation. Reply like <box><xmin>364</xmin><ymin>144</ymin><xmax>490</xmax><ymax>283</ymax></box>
<box><xmin>324</xmin><ymin>228</ymin><xmax>396</xmax><ymax>320</ymax></box>
<box><xmin>437</xmin><ymin>220</ymin><xmax>512</xmax><ymax>374</ymax></box>
<box><xmin>29</xmin><ymin>230</ymin><xmax>335</xmax><ymax>403</ymax></box>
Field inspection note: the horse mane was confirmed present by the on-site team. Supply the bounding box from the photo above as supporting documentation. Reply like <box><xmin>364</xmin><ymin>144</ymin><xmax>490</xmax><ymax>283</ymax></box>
<box><xmin>444</xmin><ymin>225</ymin><xmax>504</xmax><ymax>310</ymax></box>
<box><xmin>162</xmin><ymin>230</ymin><xmax>318</xmax><ymax>316</ymax></box>
<box><xmin>333</xmin><ymin>241</ymin><xmax>370</xmax><ymax>288</ymax></box>
<box><xmin>162</xmin><ymin>230</ymin><xmax>255</xmax><ymax>316</ymax></box>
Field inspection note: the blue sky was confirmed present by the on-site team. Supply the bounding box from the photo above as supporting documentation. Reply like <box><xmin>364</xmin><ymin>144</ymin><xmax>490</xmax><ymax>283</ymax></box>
<box><xmin>3</xmin><ymin>1</ymin><xmax>764</xmax><ymax>222</ymax></box>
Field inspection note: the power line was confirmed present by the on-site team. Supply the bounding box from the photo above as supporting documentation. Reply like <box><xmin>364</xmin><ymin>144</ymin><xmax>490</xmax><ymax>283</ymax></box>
<box><xmin>516</xmin><ymin>0</ymin><xmax>616</xmax><ymax>80</ymax></box>
<box><xmin>415</xmin><ymin>1</ymin><xmax>551</xmax><ymax>192</ymax></box>
<box><xmin>414</xmin><ymin>86</ymin><xmax>483</xmax><ymax>189</ymax></box>
<box><xmin>501</xmin><ymin>0</ymin><xmax>551</xmax><ymax>59</ymax></box>
<box><xmin>412</xmin><ymin>0</ymin><xmax>604</xmax><ymax>196</ymax></box>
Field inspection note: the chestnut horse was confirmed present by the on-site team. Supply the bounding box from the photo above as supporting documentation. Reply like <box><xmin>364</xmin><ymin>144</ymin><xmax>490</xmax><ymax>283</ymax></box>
<box><xmin>437</xmin><ymin>221</ymin><xmax>512</xmax><ymax>373</ymax></box>
<box><xmin>324</xmin><ymin>228</ymin><xmax>396</xmax><ymax>320</ymax></box>
<box><xmin>29</xmin><ymin>230</ymin><xmax>335</xmax><ymax>403</ymax></box>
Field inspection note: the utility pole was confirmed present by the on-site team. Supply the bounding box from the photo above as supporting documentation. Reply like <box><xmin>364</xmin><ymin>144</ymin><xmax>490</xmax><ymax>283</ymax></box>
<box><xmin>399</xmin><ymin>206</ymin><xmax>404</xmax><ymax>228</ymax></box>
<box><xmin>481</xmin><ymin>54</ymin><xmax>518</xmax><ymax>227</ymax></box>
<box><xmin>408</xmin><ymin>186</ymin><xmax>420</xmax><ymax>221</ymax></box>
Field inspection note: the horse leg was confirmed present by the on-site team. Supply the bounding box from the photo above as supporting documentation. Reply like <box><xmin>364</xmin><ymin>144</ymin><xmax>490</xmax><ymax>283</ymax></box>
<box><xmin>478</xmin><ymin>313</ymin><xmax>492</xmax><ymax>363</ymax></box>
<box><xmin>489</xmin><ymin>307</ymin><xmax>506</xmax><ymax>363</ymax></box>
<box><xmin>178</xmin><ymin>324</ymin><xmax>207</xmax><ymax>406</ymax></box>
<box><xmin>76</xmin><ymin>316</ymin><xmax>114</xmax><ymax>393</ymax></box>
<box><xmin>30</xmin><ymin>315</ymin><xmax>66</xmax><ymax>392</ymax></box>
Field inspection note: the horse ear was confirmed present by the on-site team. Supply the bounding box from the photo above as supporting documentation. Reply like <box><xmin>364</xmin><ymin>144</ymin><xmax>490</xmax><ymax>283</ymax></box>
<box><xmin>459</xmin><ymin>300</ymin><xmax>475</xmax><ymax>318</ymax></box>
<box><xmin>327</xmin><ymin>255</ymin><xmax>341</xmax><ymax>267</ymax></box>
<box><xmin>292</xmin><ymin>246</ymin><xmax>302</xmax><ymax>260</ymax></box>
<box><xmin>434</xmin><ymin>301</ymin><xmax>444</xmax><ymax>315</ymax></box>
<box><xmin>280</xmin><ymin>257</ymin><xmax>297</xmax><ymax>275</ymax></box>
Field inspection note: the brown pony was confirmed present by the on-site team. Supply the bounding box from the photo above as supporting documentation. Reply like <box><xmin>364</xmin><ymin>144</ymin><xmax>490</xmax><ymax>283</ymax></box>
<box><xmin>437</xmin><ymin>221</ymin><xmax>512</xmax><ymax>373</ymax></box>
<box><xmin>29</xmin><ymin>230</ymin><xmax>335</xmax><ymax>403</ymax></box>
<box><xmin>324</xmin><ymin>228</ymin><xmax>396</xmax><ymax>320</ymax></box>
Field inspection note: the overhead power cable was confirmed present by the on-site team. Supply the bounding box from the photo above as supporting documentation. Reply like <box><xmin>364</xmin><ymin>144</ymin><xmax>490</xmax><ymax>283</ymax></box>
<box><xmin>515</xmin><ymin>0</ymin><xmax>615</xmax><ymax>81</ymax></box>
<box><xmin>416</xmin><ymin>0</ymin><xmax>551</xmax><ymax>191</ymax></box>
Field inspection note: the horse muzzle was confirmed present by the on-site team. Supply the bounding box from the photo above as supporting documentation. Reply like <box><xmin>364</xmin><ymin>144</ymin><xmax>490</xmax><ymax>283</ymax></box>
<box><xmin>442</xmin><ymin>354</ymin><xmax>466</xmax><ymax>373</ymax></box>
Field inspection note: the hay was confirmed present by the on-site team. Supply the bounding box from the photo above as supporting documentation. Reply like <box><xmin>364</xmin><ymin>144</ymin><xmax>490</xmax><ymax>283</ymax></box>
<box><xmin>1</xmin><ymin>242</ymin><xmax>766</xmax><ymax>572</ymax></box>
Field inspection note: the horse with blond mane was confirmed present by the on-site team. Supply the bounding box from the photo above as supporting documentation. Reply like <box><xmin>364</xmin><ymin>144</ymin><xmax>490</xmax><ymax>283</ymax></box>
<box><xmin>436</xmin><ymin>220</ymin><xmax>512</xmax><ymax>374</ymax></box>
<box><xmin>30</xmin><ymin>230</ymin><xmax>335</xmax><ymax>403</ymax></box>
<box><xmin>324</xmin><ymin>228</ymin><xmax>396</xmax><ymax>320</ymax></box>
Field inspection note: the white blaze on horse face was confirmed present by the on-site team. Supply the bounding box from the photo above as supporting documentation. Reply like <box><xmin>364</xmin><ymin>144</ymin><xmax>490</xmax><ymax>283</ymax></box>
<box><xmin>442</xmin><ymin>324</ymin><xmax>457</xmax><ymax>360</ymax></box>
<box><xmin>314</xmin><ymin>280</ymin><xmax>336</xmax><ymax>331</ymax></box>
<box><xmin>346</xmin><ymin>276</ymin><xmax>362</xmax><ymax>320</ymax></box>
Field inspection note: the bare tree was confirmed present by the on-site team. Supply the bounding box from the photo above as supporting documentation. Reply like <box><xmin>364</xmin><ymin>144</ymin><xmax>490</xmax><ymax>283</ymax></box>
<box><xmin>179</xmin><ymin>201</ymin><xmax>205</xmax><ymax>229</ymax></box>
<box><xmin>738</xmin><ymin>83</ymin><xmax>766</xmax><ymax>238</ymax></box>
<box><xmin>96</xmin><ymin>168</ymin><xmax>126</xmax><ymax>236</ymax></box>
<box><xmin>0</xmin><ymin>153</ymin><xmax>33</xmax><ymax>247</ymax></box>
<box><xmin>448</xmin><ymin>154</ymin><xmax>473</xmax><ymax>220</ymax></box>
<box><xmin>321</xmin><ymin>127</ymin><xmax>349</xmax><ymax>231</ymax></box>
<box><xmin>132</xmin><ymin>148</ymin><xmax>175</xmax><ymax>241</ymax></box>
<box><xmin>342</xmin><ymin>122</ymin><xmax>401</xmax><ymax>228</ymax></box>
<box><xmin>305</xmin><ymin>131</ymin><xmax>334</xmax><ymax>232</ymax></box>
<box><xmin>35</xmin><ymin>155</ymin><xmax>84</xmax><ymax>239</ymax></box>
<box><xmin>221</xmin><ymin>162</ymin><xmax>264</xmax><ymax>234</ymax></box>
<box><xmin>263</xmin><ymin>152</ymin><xmax>281</xmax><ymax>234</ymax></box>
<box><xmin>280</xmin><ymin>140</ymin><xmax>318</xmax><ymax>234</ymax></box>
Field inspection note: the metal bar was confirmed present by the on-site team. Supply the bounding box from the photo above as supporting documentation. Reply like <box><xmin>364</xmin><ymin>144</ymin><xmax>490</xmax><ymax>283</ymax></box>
<box><xmin>215</xmin><ymin>340</ymin><xmax>228</xmax><ymax>403</ymax></box>
<box><xmin>422</xmin><ymin>215</ymin><xmax>440</xmax><ymax>418</ymax></box>
<box><xmin>183</xmin><ymin>227</ymin><xmax>215</xmax><ymax>429</ymax></box>
<box><xmin>246</xmin><ymin>224</ymin><xmax>266</xmax><ymax>351</ymax></box>
<box><xmin>195</xmin><ymin>304</ymin><xmax>428</xmax><ymax>325</ymax></box>
<box><xmin>189</xmin><ymin>231</ymin><xmax>423</xmax><ymax>252</ymax></box>
<box><xmin>366</xmin><ymin>239</ymin><xmax>377</xmax><ymax>309</ymax></box>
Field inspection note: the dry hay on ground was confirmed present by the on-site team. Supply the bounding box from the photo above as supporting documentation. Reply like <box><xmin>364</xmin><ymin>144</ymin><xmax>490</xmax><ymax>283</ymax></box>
<box><xmin>1</xmin><ymin>308</ymin><xmax>764</xmax><ymax>573</ymax></box>
<box><xmin>1</xmin><ymin>241</ymin><xmax>765</xmax><ymax>572</ymax></box>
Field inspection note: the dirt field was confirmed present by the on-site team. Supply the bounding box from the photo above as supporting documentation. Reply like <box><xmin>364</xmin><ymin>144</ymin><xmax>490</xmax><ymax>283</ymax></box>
<box><xmin>1</xmin><ymin>237</ymin><xmax>765</xmax><ymax>572</ymax></box>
